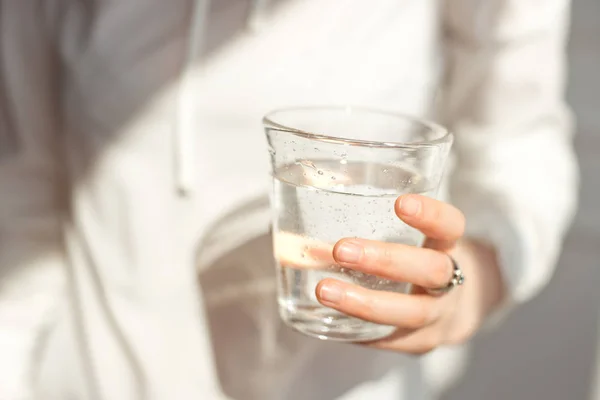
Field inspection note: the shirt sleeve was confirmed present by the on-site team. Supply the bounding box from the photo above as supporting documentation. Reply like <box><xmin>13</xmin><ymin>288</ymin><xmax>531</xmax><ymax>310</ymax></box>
<box><xmin>441</xmin><ymin>0</ymin><xmax>579</xmax><ymax>308</ymax></box>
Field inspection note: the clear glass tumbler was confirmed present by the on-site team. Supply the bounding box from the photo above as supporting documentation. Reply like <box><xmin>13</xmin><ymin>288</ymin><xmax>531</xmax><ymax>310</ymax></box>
<box><xmin>264</xmin><ymin>106</ymin><xmax>453</xmax><ymax>342</ymax></box>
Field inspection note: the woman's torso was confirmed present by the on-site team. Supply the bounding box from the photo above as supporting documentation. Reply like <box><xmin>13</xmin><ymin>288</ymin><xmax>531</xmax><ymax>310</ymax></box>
<box><xmin>9</xmin><ymin>0</ymin><xmax>461</xmax><ymax>399</ymax></box>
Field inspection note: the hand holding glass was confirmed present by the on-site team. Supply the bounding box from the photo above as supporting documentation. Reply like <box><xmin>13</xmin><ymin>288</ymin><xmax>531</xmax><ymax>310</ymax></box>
<box><xmin>264</xmin><ymin>107</ymin><xmax>452</xmax><ymax>342</ymax></box>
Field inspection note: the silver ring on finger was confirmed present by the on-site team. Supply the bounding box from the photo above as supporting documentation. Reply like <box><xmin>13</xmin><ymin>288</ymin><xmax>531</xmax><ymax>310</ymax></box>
<box><xmin>426</xmin><ymin>255</ymin><xmax>465</xmax><ymax>295</ymax></box>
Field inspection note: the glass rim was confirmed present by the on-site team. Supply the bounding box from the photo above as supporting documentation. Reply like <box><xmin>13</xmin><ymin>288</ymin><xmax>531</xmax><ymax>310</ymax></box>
<box><xmin>263</xmin><ymin>106</ymin><xmax>452</xmax><ymax>149</ymax></box>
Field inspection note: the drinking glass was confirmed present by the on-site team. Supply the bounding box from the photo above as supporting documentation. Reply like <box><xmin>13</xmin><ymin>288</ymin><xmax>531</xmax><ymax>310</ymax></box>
<box><xmin>264</xmin><ymin>106</ymin><xmax>453</xmax><ymax>342</ymax></box>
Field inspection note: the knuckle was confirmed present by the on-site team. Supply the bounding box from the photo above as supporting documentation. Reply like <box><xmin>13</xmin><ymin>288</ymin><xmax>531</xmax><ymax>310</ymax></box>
<box><xmin>455</xmin><ymin>209</ymin><xmax>466</xmax><ymax>236</ymax></box>
<box><xmin>424</xmin><ymin>200</ymin><xmax>441</xmax><ymax>223</ymax></box>
<box><xmin>414</xmin><ymin>335</ymin><xmax>440</xmax><ymax>355</ymax></box>
<box><xmin>428</xmin><ymin>253</ymin><xmax>452</xmax><ymax>288</ymax></box>
<box><xmin>425</xmin><ymin>200</ymin><xmax>466</xmax><ymax>241</ymax></box>
<box><xmin>359</xmin><ymin>294</ymin><xmax>379</xmax><ymax>320</ymax></box>
<box><xmin>410</xmin><ymin>299</ymin><xmax>436</xmax><ymax>328</ymax></box>
<box><xmin>424</xmin><ymin>333</ymin><xmax>442</xmax><ymax>352</ymax></box>
<box><xmin>446</xmin><ymin>323</ymin><xmax>477</xmax><ymax>345</ymax></box>
<box><xmin>411</xmin><ymin>310</ymin><xmax>429</xmax><ymax>328</ymax></box>
<box><xmin>378</xmin><ymin>245</ymin><xmax>396</xmax><ymax>269</ymax></box>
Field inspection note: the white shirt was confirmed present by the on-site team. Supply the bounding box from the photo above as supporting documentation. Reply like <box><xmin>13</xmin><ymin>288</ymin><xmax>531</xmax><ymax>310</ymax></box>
<box><xmin>0</xmin><ymin>0</ymin><xmax>578</xmax><ymax>399</ymax></box>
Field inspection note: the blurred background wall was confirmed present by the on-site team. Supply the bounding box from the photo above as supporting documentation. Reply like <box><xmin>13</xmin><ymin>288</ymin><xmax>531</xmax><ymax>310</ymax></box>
<box><xmin>443</xmin><ymin>0</ymin><xmax>600</xmax><ymax>399</ymax></box>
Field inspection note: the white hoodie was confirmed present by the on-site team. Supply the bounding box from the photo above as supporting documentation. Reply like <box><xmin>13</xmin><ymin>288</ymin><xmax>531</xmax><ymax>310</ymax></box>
<box><xmin>0</xmin><ymin>0</ymin><xmax>577</xmax><ymax>399</ymax></box>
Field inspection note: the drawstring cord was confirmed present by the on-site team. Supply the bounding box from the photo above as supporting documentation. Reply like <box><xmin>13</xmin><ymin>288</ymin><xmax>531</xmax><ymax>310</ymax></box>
<box><xmin>174</xmin><ymin>0</ymin><xmax>209</xmax><ymax>195</ymax></box>
<box><xmin>175</xmin><ymin>0</ymin><xmax>269</xmax><ymax>195</ymax></box>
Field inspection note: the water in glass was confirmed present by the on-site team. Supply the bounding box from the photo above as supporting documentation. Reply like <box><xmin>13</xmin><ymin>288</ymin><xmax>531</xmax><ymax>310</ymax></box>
<box><xmin>272</xmin><ymin>159</ymin><xmax>435</xmax><ymax>341</ymax></box>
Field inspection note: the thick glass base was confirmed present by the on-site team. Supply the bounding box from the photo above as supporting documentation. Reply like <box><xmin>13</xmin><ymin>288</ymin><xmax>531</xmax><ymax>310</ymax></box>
<box><xmin>279</xmin><ymin>303</ymin><xmax>395</xmax><ymax>342</ymax></box>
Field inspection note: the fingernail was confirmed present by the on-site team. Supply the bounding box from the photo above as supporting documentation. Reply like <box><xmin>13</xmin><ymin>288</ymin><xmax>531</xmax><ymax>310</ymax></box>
<box><xmin>399</xmin><ymin>196</ymin><xmax>421</xmax><ymax>216</ymax></box>
<box><xmin>336</xmin><ymin>242</ymin><xmax>363</xmax><ymax>263</ymax></box>
<box><xmin>319</xmin><ymin>284</ymin><xmax>344</xmax><ymax>304</ymax></box>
